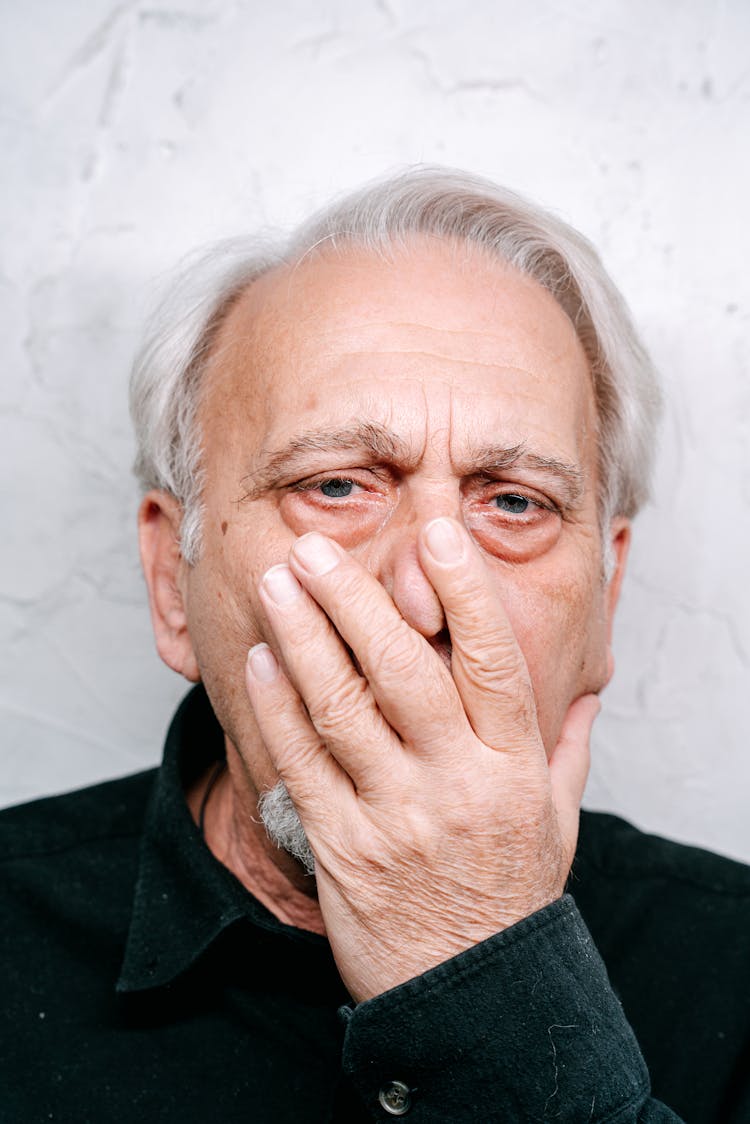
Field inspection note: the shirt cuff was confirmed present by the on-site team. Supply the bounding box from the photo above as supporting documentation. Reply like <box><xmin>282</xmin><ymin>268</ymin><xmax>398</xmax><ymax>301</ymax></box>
<box><xmin>342</xmin><ymin>894</ymin><xmax>650</xmax><ymax>1122</ymax></box>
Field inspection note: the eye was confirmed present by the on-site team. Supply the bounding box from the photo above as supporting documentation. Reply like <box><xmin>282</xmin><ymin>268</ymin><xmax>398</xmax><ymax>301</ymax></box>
<box><xmin>493</xmin><ymin>493</ymin><xmax>533</xmax><ymax>515</ymax></box>
<box><xmin>318</xmin><ymin>478</ymin><xmax>359</xmax><ymax>498</ymax></box>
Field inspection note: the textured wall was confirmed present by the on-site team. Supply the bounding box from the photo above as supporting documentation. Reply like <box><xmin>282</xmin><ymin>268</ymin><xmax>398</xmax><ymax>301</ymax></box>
<box><xmin>2</xmin><ymin>0</ymin><xmax>749</xmax><ymax>861</ymax></box>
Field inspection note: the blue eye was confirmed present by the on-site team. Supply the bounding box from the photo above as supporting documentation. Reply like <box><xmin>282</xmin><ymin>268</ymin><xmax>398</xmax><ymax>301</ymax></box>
<box><xmin>319</xmin><ymin>478</ymin><xmax>354</xmax><ymax>498</ymax></box>
<box><xmin>494</xmin><ymin>494</ymin><xmax>530</xmax><ymax>514</ymax></box>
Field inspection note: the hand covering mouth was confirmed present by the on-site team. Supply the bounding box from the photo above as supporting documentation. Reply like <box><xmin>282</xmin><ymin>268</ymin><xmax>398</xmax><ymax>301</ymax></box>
<box><xmin>346</xmin><ymin>626</ymin><xmax>452</xmax><ymax>676</ymax></box>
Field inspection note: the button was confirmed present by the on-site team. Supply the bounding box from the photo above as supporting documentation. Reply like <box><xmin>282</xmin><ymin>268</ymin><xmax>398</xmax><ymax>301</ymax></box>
<box><xmin>378</xmin><ymin>1080</ymin><xmax>412</xmax><ymax>1116</ymax></box>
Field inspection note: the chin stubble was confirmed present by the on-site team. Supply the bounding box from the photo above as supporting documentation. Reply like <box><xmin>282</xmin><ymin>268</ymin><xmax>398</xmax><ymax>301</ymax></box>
<box><xmin>257</xmin><ymin>780</ymin><xmax>316</xmax><ymax>875</ymax></box>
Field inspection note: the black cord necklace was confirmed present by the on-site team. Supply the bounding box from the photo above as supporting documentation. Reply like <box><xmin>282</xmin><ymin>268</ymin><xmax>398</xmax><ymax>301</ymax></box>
<box><xmin>198</xmin><ymin>760</ymin><xmax>227</xmax><ymax>837</ymax></box>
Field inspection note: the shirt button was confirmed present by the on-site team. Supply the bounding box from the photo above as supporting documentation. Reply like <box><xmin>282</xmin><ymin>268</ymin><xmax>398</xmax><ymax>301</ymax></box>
<box><xmin>378</xmin><ymin>1080</ymin><xmax>412</xmax><ymax>1115</ymax></box>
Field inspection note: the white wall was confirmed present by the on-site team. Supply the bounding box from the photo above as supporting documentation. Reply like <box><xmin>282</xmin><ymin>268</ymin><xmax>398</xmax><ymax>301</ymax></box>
<box><xmin>2</xmin><ymin>0</ymin><xmax>749</xmax><ymax>862</ymax></box>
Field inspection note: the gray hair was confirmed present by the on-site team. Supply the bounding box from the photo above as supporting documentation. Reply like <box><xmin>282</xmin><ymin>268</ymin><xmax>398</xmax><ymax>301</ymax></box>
<box><xmin>258</xmin><ymin>781</ymin><xmax>316</xmax><ymax>876</ymax></box>
<box><xmin>130</xmin><ymin>166</ymin><xmax>661</xmax><ymax>564</ymax></box>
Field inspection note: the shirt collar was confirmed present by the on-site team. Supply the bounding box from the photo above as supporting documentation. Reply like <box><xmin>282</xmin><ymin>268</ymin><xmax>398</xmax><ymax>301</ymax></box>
<box><xmin>117</xmin><ymin>684</ymin><xmax>323</xmax><ymax>993</ymax></box>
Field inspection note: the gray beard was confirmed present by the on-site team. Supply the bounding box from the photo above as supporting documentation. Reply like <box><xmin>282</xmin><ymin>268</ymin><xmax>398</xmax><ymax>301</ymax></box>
<box><xmin>257</xmin><ymin>781</ymin><xmax>316</xmax><ymax>876</ymax></box>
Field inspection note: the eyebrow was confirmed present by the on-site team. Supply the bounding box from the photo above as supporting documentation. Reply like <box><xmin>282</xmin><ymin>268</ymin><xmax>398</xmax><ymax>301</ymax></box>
<box><xmin>466</xmin><ymin>441</ymin><xmax>586</xmax><ymax>507</ymax></box>
<box><xmin>240</xmin><ymin>422</ymin><xmax>418</xmax><ymax>499</ymax></box>
<box><xmin>239</xmin><ymin>421</ymin><xmax>585</xmax><ymax>508</ymax></box>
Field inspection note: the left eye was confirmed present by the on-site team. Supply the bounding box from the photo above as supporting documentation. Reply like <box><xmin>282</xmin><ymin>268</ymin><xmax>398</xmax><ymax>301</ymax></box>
<box><xmin>493</xmin><ymin>493</ymin><xmax>532</xmax><ymax>514</ymax></box>
<box><xmin>318</xmin><ymin>478</ymin><xmax>357</xmax><ymax>498</ymax></box>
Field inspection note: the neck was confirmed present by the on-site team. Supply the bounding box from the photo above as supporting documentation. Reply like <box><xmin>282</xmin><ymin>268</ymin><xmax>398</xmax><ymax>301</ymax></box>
<box><xmin>187</xmin><ymin>750</ymin><xmax>326</xmax><ymax>936</ymax></box>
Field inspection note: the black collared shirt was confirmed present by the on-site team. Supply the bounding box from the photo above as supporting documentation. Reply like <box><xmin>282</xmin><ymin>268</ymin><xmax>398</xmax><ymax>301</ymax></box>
<box><xmin>2</xmin><ymin>685</ymin><xmax>749</xmax><ymax>1122</ymax></box>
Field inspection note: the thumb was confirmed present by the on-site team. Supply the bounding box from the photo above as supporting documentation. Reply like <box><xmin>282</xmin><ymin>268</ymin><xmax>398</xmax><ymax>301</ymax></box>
<box><xmin>548</xmin><ymin>693</ymin><xmax>600</xmax><ymax>849</ymax></box>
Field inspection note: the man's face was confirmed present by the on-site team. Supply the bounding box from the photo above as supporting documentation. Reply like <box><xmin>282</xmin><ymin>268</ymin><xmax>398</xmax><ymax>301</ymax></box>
<box><xmin>172</xmin><ymin>238</ymin><xmax>626</xmax><ymax>796</ymax></box>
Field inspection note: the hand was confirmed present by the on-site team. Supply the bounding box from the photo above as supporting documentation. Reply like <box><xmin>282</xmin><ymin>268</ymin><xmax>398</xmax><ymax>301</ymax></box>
<box><xmin>244</xmin><ymin>517</ymin><xmax>599</xmax><ymax>1002</ymax></box>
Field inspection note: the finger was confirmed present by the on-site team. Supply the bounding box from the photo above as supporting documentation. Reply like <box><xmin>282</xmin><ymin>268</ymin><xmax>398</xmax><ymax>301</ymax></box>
<box><xmin>547</xmin><ymin>693</ymin><xmax>598</xmax><ymax>848</ymax></box>
<box><xmin>244</xmin><ymin>641</ymin><xmax>352</xmax><ymax>821</ymax></box>
<box><xmin>258</xmin><ymin>563</ymin><xmax>402</xmax><ymax>787</ymax></box>
<box><xmin>287</xmin><ymin>533</ymin><xmax>465</xmax><ymax>750</ymax></box>
<box><xmin>417</xmin><ymin>517</ymin><xmax>538</xmax><ymax>752</ymax></box>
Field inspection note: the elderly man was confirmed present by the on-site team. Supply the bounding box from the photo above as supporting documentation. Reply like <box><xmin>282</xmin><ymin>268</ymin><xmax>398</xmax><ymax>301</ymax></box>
<box><xmin>3</xmin><ymin>170</ymin><xmax>748</xmax><ymax>1122</ymax></box>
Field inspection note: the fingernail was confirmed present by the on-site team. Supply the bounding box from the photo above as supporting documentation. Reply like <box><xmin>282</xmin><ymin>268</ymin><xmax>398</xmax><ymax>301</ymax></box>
<box><xmin>262</xmin><ymin>564</ymin><xmax>302</xmax><ymax>605</ymax></box>
<box><xmin>247</xmin><ymin>643</ymin><xmax>279</xmax><ymax>682</ymax></box>
<box><xmin>424</xmin><ymin>518</ymin><xmax>465</xmax><ymax>564</ymax></box>
<box><xmin>292</xmin><ymin>532</ymin><xmax>340</xmax><ymax>576</ymax></box>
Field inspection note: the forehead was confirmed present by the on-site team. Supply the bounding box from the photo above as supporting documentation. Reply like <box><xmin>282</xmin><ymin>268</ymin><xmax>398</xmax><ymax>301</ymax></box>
<box><xmin>200</xmin><ymin>237</ymin><xmax>595</xmax><ymax>464</ymax></box>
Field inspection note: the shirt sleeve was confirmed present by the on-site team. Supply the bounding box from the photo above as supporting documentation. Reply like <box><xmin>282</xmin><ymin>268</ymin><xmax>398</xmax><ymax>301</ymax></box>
<box><xmin>340</xmin><ymin>894</ymin><xmax>684</xmax><ymax>1122</ymax></box>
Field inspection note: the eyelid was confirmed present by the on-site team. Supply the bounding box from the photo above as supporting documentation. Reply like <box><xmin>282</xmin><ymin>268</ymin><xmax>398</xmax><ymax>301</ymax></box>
<box><xmin>479</xmin><ymin>481</ymin><xmax>560</xmax><ymax>514</ymax></box>
<box><xmin>288</xmin><ymin>466</ymin><xmax>392</xmax><ymax>492</ymax></box>
<box><xmin>290</xmin><ymin>476</ymin><xmax>354</xmax><ymax>492</ymax></box>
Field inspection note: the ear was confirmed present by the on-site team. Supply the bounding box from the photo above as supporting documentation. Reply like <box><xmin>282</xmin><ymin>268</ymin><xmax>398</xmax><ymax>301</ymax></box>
<box><xmin>602</xmin><ymin>516</ymin><xmax>631</xmax><ymax>684</ymax></box>
<box><xmin>138</xmin><ymin>490</ymin><xmax>201</xmax><ymax>683</ymax></box>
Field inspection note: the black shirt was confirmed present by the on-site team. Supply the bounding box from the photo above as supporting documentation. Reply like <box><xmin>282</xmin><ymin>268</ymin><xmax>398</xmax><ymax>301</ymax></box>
<box><xmin>2</xmin><ymin>685</ymin><xmax>749</xmax><ymax>1122</ymax></box>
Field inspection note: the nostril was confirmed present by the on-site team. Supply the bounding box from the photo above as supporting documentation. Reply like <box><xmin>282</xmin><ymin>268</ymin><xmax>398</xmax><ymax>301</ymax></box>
<box><xmin>394</xmin><ymin>583</ymin><xmax>446</xmax><ymax>640</ymax></box>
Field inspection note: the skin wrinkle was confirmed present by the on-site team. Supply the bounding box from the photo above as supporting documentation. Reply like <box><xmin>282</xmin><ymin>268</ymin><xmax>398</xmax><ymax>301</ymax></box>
<box><xmin>285</xmin><ymin>296</ymin><xmax>596</xmax><ymax>509</ymax></box>
<box><xmin>331</xmin><ymin>348</ymin><xmax>568</xmax><ymax>372</ymax></box>
<box><xmin>240</xmin><ymin>424</ymin><xmax>585</xmax><ymax>513</ymax></box>
<box><xmin>193</xmin><ymin>241</ymin><xmax>611</xmax><ymax>741</ymax></box>
<box><xmin>144</xmin><ymin>238</ymin><xmax>629</xmax><ymax>943</ymax></box>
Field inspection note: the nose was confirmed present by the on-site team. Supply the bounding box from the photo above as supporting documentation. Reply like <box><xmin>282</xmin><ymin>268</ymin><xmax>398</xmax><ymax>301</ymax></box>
<box><xmin>363</xmin><ymin>494</ymin><xmax>458</xmax><ymax>640</ymax></box>
<box><xmin>386</xmin><ymin>537</ymin><xmax>447</xmax><ymax>638</ymax></box>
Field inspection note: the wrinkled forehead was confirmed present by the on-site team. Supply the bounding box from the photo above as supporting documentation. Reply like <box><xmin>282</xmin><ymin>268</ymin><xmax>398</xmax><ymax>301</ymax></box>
<box><xmin>199</xmin><ymin>238</ymin><xmax>596</xmax><ymax>464</ymax></box>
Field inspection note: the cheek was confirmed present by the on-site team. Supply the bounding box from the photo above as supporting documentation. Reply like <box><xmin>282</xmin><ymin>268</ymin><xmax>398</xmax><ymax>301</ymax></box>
<box><xmin>188</xmin><ymin>518</ymin><xmax>292</xmax><ymax>660</ymax></box>
<box><xmin>501</xmin><ymin>564</ymin><xmax>609</xmax><ymax>748</ymax></box>
<box><xmin>279</xmin><ymin>493</ymin><xmax>391</xmax><ymax>551</ymax></box>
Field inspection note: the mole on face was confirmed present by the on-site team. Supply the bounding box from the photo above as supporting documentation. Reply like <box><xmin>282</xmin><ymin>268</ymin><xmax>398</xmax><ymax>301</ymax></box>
<box><xmin>221</xmin><ymin>521</ymin><xmax>228</xmax><ymax>536</ymax></box>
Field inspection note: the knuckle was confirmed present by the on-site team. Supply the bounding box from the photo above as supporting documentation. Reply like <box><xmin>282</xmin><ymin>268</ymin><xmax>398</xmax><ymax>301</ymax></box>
<box><xmin>274</xmin><ymin>728</ymin><xmax>323</xmax><ymax>779</ymax></box>
<box><xmin>459</xmin><ymin>634</ymin><xmax>520</xmax><ymax>682</ymax></box>
<box><xmin>458</xmin><ymin>645</ymin><xmax>535</xmax><ymax>716</ymax></box>
<box><xmin>286</xmin><ymin>608</ymin><xmax>335</xmax><ymax>653</ymax></box>
<box><xmin>365</xmin><ymin>620</ymin><xmax>430</xmax><ymax>682</ymax></box>
<box><xmin>309</xmin><ymin>673</ymin><xmax>372</xmax><ymax>739</ymax></box>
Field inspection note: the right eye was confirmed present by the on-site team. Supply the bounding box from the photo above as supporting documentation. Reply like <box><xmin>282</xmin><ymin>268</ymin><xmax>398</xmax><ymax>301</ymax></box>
<box><xmin>318</xmin><ymin>478</ymin><xmax>358</xmax><ymax>498</ymax></box>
